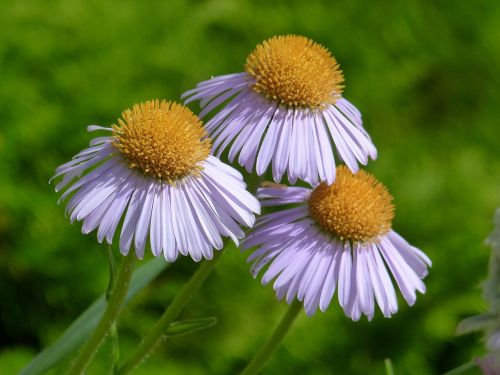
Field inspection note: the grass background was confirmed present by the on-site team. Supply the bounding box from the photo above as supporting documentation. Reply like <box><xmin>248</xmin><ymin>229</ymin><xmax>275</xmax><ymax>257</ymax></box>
<box><xmin>1</xmin><ymin>0</ymin><xmax>500</xmax><ymax>374</ymax></box>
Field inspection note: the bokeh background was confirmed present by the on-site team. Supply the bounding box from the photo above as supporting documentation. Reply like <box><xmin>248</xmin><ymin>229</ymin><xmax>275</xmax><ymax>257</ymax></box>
<box><xmin>1</xmin><ymin>0</ymin><xmax>500</xmax><ymax>374</ymax></box>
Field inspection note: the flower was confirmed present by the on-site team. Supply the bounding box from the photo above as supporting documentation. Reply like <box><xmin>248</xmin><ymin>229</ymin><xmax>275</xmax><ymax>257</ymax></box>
<box><xmin>182</xmin><ymin>35</ymin><xmax>377</xmax><ymax>186</ymax></box>
<box><xmin>242</xmin><ymin>167</ymin><xmax>431</xmax><ymax>319</ymax></box>
<box><xmin>51</xmin><ymin>100</ymin><xmax>260</xmax><ymax>261</ymax></box>
<box><xmin>476</xmin><ymin>354</ymin><xmax>500</xmax><ymax>375</ymax></box>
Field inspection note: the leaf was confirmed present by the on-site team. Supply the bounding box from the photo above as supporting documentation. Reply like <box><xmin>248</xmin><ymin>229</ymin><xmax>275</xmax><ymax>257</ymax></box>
<box><xmin>19</xmin><ymin>257</ymin><xmax>169</xmax><ymax>375</ymax></box>
<box><xmin>165</xmin><ymin>317</ymin><xmax>218</xmax><ymax>337</ymax></box>
<box><xmin>456</xmin><ymin>313</ymin><xmax>497</xmax><ymax>335</ymax></box>
<box><xmin>486</xmin><ymin>209</ymin><xmax>500</xmax><ymax>258</ymax></box>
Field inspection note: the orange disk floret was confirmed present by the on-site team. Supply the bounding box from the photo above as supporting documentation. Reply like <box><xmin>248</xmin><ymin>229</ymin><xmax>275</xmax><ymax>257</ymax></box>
<box><xmin>309</xmin><ymin>166</ymin><xmax>394</xmax><ymax>243</ymax></box>
<box><xmin>245</xmin><ymin>35</ymin><xmax>344</xmax><ymax>108</ymax></box>
<box><xmin>112</xmin><ymin>100</ymin><xmax>210</xmax><ymax>182</ymax></box>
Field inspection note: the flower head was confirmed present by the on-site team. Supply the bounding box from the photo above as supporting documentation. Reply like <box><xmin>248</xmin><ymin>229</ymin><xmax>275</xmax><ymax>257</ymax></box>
<box><xmin>52</xmin><ymin>100</ymin><xmax>260</xmax><ymax>261</ymax></box>
<box><xmin>182</xmin><ymin>35</ymin><xmax>377</xmax><ymax>185</ymax></box>
<box><xmin>243</xmin><ymin>167</ymin><xmax>431</xmax><ymax>319</ymax></box>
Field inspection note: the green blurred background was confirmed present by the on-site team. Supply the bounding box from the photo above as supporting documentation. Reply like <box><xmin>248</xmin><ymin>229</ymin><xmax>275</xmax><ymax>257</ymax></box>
<box><xmin>1</xmin><ymin>0</ymin><xmax>500</xmax><ymax>374</ymax></box>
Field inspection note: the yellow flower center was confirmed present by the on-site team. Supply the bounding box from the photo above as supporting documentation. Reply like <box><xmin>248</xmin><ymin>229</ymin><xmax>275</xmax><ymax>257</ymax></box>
<box><xmin>112</xmin><ymin>100</ymin><xmax>211</xmax><ymax>182</ymax></box>
<box><xmin>308</xmin><ymin>167</ymin><xmax>394</xmax><ymax>243</ymax></box>
<box><xmin>245</xmin><ymin>35</ymin><xmax>344</xmax><ymax>109</ymax></box>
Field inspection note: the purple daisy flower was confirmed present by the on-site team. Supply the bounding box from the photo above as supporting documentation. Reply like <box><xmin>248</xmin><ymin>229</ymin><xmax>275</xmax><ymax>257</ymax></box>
<box><xmin>242</xmin><ymin>166</ymin><xmax>431</xmax><ymax>320</ymax></box>
<box><xmin>182</xmin><ymin>35</ymin><xmax>377</xmax><ymax>185</ymax></box>
<box><xmin>51</xmin><ymin>100</ymin><xmax>260</xmax><ymax>261</ymax></box>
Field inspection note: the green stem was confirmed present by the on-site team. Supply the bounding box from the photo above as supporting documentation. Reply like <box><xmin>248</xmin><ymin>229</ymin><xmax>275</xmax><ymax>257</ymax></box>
<box><xmin>384</xmin><ymin>358</ymin><xmax>395</xmax><ymax>375</ymax></box>
<box><xmin>117</xmin><ymin>250</ymin><xmax>223</xmax><ymax>374</ymax></box>
<box><xmin>106</xmin><ymin>246</ymin><xmax>118</xmax><ymax>300</ymax></box>
<box><xmin>107</xmin><ymin>247</ymin><xmax>120</xmax><ymax>374</ymax></box>
<box><xmin>442</xmin><ymin>361</ymin><xmax>478</xmax><ymax>375</ymax></box>
<box><xmin>66</xmin><ymin>252</ymin><xmax>135</xmax><ymax>375</ymax></box>
<box><xmin>109</xmin><ymin>324</ymin><xmax>120</xmax><ymax>375</ymax></box>
<box><xmin>240</xmin><ymin>300</ymin><xmax>302</xmax><ymax>375</ymax></box>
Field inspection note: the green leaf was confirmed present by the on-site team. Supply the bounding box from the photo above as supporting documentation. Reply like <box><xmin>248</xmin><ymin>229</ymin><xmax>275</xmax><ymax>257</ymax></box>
<box><xmin>165</xmin><ymin>317</ymin><xmax>218</xmax><ymax>337</ymax></box>
<box><xmin>19</xmin><ymin>257</ymin><xmax>169</xmax><ymax>375</ymax></box>
<box><xmin>442</xmin><ymin>361</ymin><xmax>479</xmax><ymax>375</ymax></box>
<box><xmin>456</xmin><ymin>313</ymin><xmax>497</xmax><ymax>335</ymax></box>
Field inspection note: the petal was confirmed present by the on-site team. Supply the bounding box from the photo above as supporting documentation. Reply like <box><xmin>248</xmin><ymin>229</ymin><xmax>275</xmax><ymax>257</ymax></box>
<box><xmin>338</xmin><ymin>243</ymin><xmax>353</xmax><ymax>308</ymax></box>
<box><xmin>256</xmin><ymin>106</ymin><xmax>285</xmax><ymax>176</ymax></box>
<box><xmin>119</xmin><ymin>179</ymin><xmax>148</xmax><ymax>255</ymax></box>
<box><xmin>133</xmin><ymin>181</ymin><xmax>156</xmax><ymax>259</ymax></box>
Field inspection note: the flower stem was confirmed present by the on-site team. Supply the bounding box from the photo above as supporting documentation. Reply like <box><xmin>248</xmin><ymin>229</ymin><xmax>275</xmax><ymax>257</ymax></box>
<box><xmin>384</xmin><ymin>358</ymin><xmax>395</xmax><ymax>375</ymax></box>
<box><xmin>66</xmin><ymin>252</ymin><xmax>135</xmax><ymax>375</ymax></box>
<box><xmin>117</xmin><ymin>250</ymin><xmax>223</xmax><ymax>374</ymax></box>
<box><xmin>240</xmin><ymin>300</ymin><xmax>302</xmax><ymax>375</ymax></box>
<box><xmin>106</xmin><ymin>246</ymin><xmax>120</xmax><ymax>374</ymax></box>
